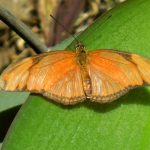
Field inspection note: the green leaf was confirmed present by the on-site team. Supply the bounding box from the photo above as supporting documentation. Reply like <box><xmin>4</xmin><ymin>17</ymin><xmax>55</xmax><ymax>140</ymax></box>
<box><xmin>2</xmin><ymin>0</ymin><xmax>150</xmax><ymax>150</ymax></box>
<box><xmin>0</xmin><ymin>92</ymin><xmax>29</xmax><ymax>112</ymax></box>
<box><xmin>0</xmin><ymin>92</ymin><xmax>29</xmax><ymax>143</ymax></box>
<box><xmin>0</xmin><ymin>143</ymin><xmax>2</xmax><ymax>149</ymax></box>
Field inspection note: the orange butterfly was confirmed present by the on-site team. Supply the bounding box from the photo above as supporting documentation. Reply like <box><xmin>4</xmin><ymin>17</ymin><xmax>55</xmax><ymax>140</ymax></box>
<box><xmin>0</xmin><ymin>42</ymin><xmax>150</xmax><ymax>105</ymax></box>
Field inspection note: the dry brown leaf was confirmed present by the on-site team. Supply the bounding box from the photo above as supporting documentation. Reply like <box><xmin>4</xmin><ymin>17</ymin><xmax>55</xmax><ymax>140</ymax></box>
<box><xmin>38</xmin><ymin>0</ymin><xmax>60</xmax><ymax>46</ymax></box>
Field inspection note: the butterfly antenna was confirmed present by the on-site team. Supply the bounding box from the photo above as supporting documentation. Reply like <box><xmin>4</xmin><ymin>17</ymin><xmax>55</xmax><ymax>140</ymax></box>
<box><xmin>50</xmin><ymin>14</ymin><xmax>79</xmax><ymax>43</ymax></box>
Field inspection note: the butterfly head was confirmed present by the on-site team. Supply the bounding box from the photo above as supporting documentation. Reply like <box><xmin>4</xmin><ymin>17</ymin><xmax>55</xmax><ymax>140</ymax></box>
<box><xmin>75</xmin><ymin>42</ymin><xmax>85</xmax><ymax>55</ymax></box>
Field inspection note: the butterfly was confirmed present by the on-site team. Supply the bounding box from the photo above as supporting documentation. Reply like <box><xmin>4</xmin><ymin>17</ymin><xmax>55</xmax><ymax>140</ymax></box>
<box><xmin>0</xmin><ymin>42</ymin><xmax>150</xmax><ymax>105</ymax></box>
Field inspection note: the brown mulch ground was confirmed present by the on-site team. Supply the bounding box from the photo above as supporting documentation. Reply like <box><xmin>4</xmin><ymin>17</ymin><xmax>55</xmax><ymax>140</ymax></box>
<box><xmin>0</xmin><ymin>0</ymin><xmax>125</xmax><ymax>73</ymax></box>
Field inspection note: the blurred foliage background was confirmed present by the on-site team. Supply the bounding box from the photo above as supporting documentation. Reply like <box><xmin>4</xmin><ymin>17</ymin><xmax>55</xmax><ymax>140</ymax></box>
<box><xmin>0</xmin><ymin>0</ymin><xmax>125</xmax><ymax>73</ymax></box>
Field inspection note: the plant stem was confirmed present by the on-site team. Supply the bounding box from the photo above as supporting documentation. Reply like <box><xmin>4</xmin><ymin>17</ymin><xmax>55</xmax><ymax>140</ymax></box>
<box><xmin>0</xmin><ymin>5</ymin><xmax>48</xmax><ymax>53</ymax></box>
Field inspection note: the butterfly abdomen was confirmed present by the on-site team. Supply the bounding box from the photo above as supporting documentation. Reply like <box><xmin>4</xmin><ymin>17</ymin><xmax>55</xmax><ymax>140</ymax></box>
<box><xmin>77</xmin><ymin>49</ymin><xmax>92</xmax><ymax>98</ymax></box>
<box><xmin>80</xmin><ymin>66</ymin><xmax>92</xmax><ymax>98</ymax></box>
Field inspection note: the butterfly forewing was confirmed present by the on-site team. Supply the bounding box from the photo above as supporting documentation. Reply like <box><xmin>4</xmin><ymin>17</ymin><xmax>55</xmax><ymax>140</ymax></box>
<box><xmin>88</xmin><ymin>50</ymin><xmax>149</xmax><ymax>103</ymax></box>
<box><xmin>0</xmin><ymin>51</ymin><xmax>86</xmax><ymax>105</ymax></box>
